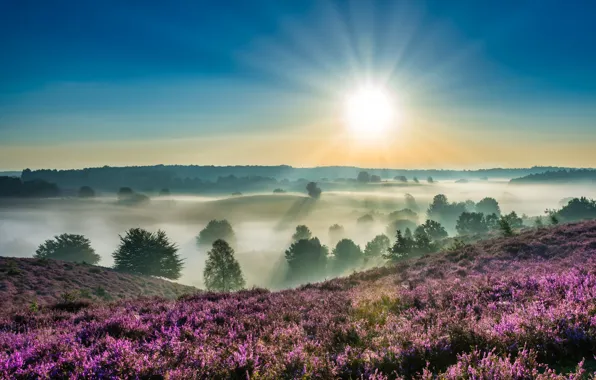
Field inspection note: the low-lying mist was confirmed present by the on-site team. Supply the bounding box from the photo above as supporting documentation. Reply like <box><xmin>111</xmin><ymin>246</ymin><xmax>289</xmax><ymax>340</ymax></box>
<box><xmin>1</xmin><ymin>180</ymin><xmax>595</xmax><ymax>289</ymax></box>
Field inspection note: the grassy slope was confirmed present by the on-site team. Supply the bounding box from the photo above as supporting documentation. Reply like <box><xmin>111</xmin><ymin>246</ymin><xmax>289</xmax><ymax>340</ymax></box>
<box><xmin>0</xmin><ymin>257</ymin><xmax>197</xmax><ymax>310</ymax></box>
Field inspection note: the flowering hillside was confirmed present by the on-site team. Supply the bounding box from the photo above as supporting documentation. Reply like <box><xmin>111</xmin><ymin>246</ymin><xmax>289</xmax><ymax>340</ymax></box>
<box><xmin>0</xmin><ymin>258</ymin><xmax>197</xmax><ymax>310</ymax></box>
<box><xmin>2</xmin><ymin>222</ymin><xmax>596</xmax><ymax>378</ymax></box>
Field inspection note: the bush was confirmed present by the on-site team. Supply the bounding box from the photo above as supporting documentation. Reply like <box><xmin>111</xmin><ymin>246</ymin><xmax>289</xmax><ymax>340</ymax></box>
<box><xmin>113</xmin><ymin>228</ymin><xmax>184</xmax><ymax>279</ymax></box>
<box><xmin>35</xmin><ymin>234</ymin><xmax>101</xmax><ymax>265</ymax></box>
<box><xmin>203</xmin><ymin>240</ymin><xmax>245</xmax><ymax>292</ymax></box>
<box><xmin>456</xmin><ymin>212</ymin><xmax>488</xmax><ymax>235</ymax></box>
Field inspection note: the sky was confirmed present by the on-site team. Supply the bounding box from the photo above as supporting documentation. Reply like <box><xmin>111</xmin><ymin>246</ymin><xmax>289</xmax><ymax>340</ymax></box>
<box><xmin>1</xmin><ymin>0</ymin><xmax>596</xmax><ymax>170</ymax></box>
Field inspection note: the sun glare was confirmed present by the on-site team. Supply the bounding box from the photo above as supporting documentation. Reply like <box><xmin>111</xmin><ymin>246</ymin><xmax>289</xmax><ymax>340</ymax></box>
<box><xmin>344</xmin><ymin>85</ymin><xmax>398</xmax><ymax>139</ymax></box>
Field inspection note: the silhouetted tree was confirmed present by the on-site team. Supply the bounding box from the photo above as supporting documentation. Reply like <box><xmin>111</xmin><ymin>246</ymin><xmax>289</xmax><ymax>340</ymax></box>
<box><xmin>370</xmin><ymin>175</ymin><xmax>381</xmax><ymax>183</ymax></box>
<box><xmin>357</xmin><ymin>171</ymin><xmax>371</xmax><ymax>183</ymax></box>
<box><xmin>502</xmin><ymin>211</ymin><xmax>523</xmax><ymax>229</ymax></box>
<box><xmin>534</xmin><ymin>216</ymin><xmax>544</xmax><ymax>228</ymax></box>
<box><xmin>418</xmin><ymin>219</ymin><xmax>448</xmax><ymax>241</ymax></box>
<box><xmin>476</xmin><ymin>197</ymin><xmax>501</xmax><ymax>217</ymax></box>
<box><xmin>427</xmin><ymin>176</ymin><xmax>434</xmax><ymax>183</ymax></box>
<box><xmin>557</xmin><ymin>197</ymin><xmax>596</xmax><ymax>222</ymax></box>
<box><xmin>394</xmin><ymin>175</ymin><xmax>408</xmax><ymax>182</ymax></box>
<box><xmin>78</xmin><ymin>186</ymin><xmax>95</xmax><ymax>198</ymax></box>
<box><xmin>385</xmin><ymin>230</ymin><xmax>414</xmax><ymax>261</ymax></box>
<box><xmin>273</xmin><ymin>188</ymin><xmax>286</xmax><ymax>194</ymax></box>
<box><xmin>203</xmin><ymin>239</ymin><xmax>245</xmax><ymax>292</ymax></box>
<box><xmin>113</xmin><ymin>228</ymin><xmax>183</xmax><ymax>279</ymax></box>
<box><xmin>364</xmin><ymin>234</ymin><xmax>391</xmax><ymax>261</ymax></box>
<box><xmin>306</xmin><ymin>182</ymin><xmax>322</xmax><ymax>198</ymax></box>
<box><xmin>485</xmin><ymin>213</ymin><xmax>500</xmax><ymax>230</ymax></box>
<box><xmin>464</xmin><ymin>200</ymin><xmax>476</xmax><ymax>212</ymax></box>
<box><xmin>197</xmin><ymin>220</ymin><xmax>236</xmax><ymax>248</ymax></box>
<box><xmin>117</xmin><ymin>187</ymin><xmax>134</xmax><ymax>200</ymax></box>
<box><xmin>332</xmin><ymin>239</ymin><xmax>363</xmax><ymax>273</ymax></box>
<box><xmin>413</xmin><ymin>225</ymin><xmax>435</xmax><ymax>253</ymax></box>
<box><xmin>35</xmin><ymin>234</ymin><xmax>100</xmax><ymax>264</ymax></box>
<box><xmin>427</xmin><ymin>194</ymin><xmax>467</xmax><ymax>231</ymax></box>
<box><xmin>456</xmin><ymin>212</ymin><xmax>489</xmax><ymax>235</ymax></box>
<box><xmin>292</xmin><ymin>225</ymin><xmax>312</xmax><ymax>241</ymax></box>
<box><xmin>328</xmin><ymin>224</ymin><xmax>345</xmax><ymax>246</ymax></box>
<box><xmin>413</xmin><ymin>177</ymin><xmax>419</xmax><ymax>183</ymax></box>
<box><xmin>285</xmin><ymin>237</ymin><xmax>328</xmax><ymax>282</ymax></box>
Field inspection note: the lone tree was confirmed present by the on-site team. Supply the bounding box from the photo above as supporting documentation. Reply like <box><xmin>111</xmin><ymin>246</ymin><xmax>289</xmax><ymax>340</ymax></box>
<box><xmin>78</xmin><ymin>186</ymin><xmax>95</xmax><ymax>198</ymax></box>
<box><xmin>285</xmin><ymin>237</ymin><xmax>328</xmax><ymax>282</ymax></box>
<box><xmin>357</xmin><ymin>171</ymin><xmax>371</xmax><ymax>183</ymax></box>
<box><xmin>203</xmin><ymin>239</ymin><xmax>245</xmax><ymax>292</ymax></box>
<box><xmin>498</xmin><ymin>217</ymin><xmax>514</xmax><ymax>237</ymax></box>
<box><xmin>385</xmin><ymin>230</ymin><xmax>414</xmax><ymax>261</ymax></box>
<box><xmin>292</xmin><ymin>225</ymin><xmax>312</xmax><ymax>241</ymax></box>
<box><xmin>35</xmin><ymin>234</ymin><xmax>100</xmax><ymax>264</ymax></box>
<box><xmin>306</xmin><ymin>182</ymin><xmax>322</xmax><ymax>198</ymax></box>
<box><xmin>117</xmin><ymin>187</ymin><xmax>134</xmax><ymax>200</ymax></box>
<box><xmin>197</xmin><ymin>220</ymin><xmax>236</xmax><ymax>248</ymax></box>
<box><xmin>332</xmin><ymin>238</ymin><xmax>363</xmax><ymax>273</ymax></box>
<box><xmin>113</xmin><ymin>228</ymin><xmax>183</xmax><ymax>279</ymax></box>
<box><xmin>364</xmin><ymin>234</ymin><xmax>391</xmax><ymax>260</ymax></box>
<box><xmin>404</xmin><ymin>193</ymin><xmax>419</xmax><ymax>211</ymax></box>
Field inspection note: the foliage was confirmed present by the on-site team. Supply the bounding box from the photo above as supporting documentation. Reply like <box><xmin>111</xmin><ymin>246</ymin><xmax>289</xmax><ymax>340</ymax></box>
<box><xmin>456</xmin><ymin>212</ymin><xmax>489</xmax><ymax>235</ymax></box>
<box><xmin>284</xmin><ymin>237</ymin><xmax>328</xmax><ymax>283</ymax></box>
<box><xmin>417</xmin><ymin>219</ymin><xmax>448</xmax><ymax>241</ymax></box>
<box><xmin>427</xmin><ymin>176</ymin><xmax>434</xmax><ymax>183</ymax></box>
<box><xmin>557</xmin><ymin>197</ymin><xmax>596</xmax><ymax>222</ymax></box>
<box><xmin>475</xmin><ymin>197</ymin><xmax>501</xmax><ymax>216</ymax></box>
<box><xmin>394</xmin><ymin>175</ymin><xmax>408</xmax><ymax>182</ymax></box>
<box><xmin>412</xmin><ymin>176</ymin><xmax>419</xmax><ymax>183</ymax></box>
<box><xmin>363</xmin><ymin>234</ymin><xmax>390</xmax><ymax>260</ymax></box>
<box><xmin>203</xmin><ymin>240</ymin><xmax>245</xmax><ymax>292</ymax></box>
<box><xmin>0</xmin><ymin>176</ymin><xmax>60</xmax><ymax>198</ymax></box>
<box><xmin>35</xmin><ymin>234</ymin><xmax>100</xmax><ymax>265</ymax></box>
<box><xmin>369</xmin><ymin>174</ymin><xmax>381</xmax><ymax>182</ymax></box>
<box><xmin>356</xmin><ymin>171</ymin><xmax>370</xmax><ymax>183</ymax></box>
<box><xmin>306</xmin><ymin>182</ymin><xmax>322</xmax><ymax>198</ymax></box>
<box><xmin>113</xmin><ymin>228</ymin><xmax>184</xmax><ymax>279</ymax></box>
<box><xmin>292</xmin><ymin>225</ymin><xmax>312</xmax><ymax>241</ymax></box>
<box><xmin>77</xmin><ymin>186</ymin><xmax>95</xmax><ymax>198</ymax></box>
<box><xmin>413</xmin><ymin>225</ymin><xmax>435</xmax><ymax>253</ymax></box>
<box><xmin>386</xmin><ymin>219</ymin><xmax>417</xmax><ymax>237</ymax></box>
<box><xmin>498</xmin><ymin>216</ymin><xmax>514</xmax><ymax>237</ymax></box>
<box><xmin>385</xmin><ymin>230</ymin><xmax>414</xmax><ymax>261</ymax></box>
<box><xmin>484</xmin><ymin>213</ymin><xmax>500</xmax><ymax>230</ymax></box>
<box><xmin>501</xmin><ymin>211</ymin><xmax>523</xmax><ymax>229</ymax></box>
<box><xmin>427</xmin><ymin>194</ymin><xmax>467</xmax><ymax>231</ymax></box>
<box><xmin>273</xmin><ymin>188</ymin><xmax>286</xmax><ymax>193</ymax></box>
<box><xmin>332</xmin><ymin>239</ymin><xmax>363</xmax><ymax>273</ymax></box>
<box><xmin>197</xmin><ymin>220</ymin><xmax>236</xmax><ymax>248</ymax></box>
<box><xmin>535</xmin><ymin>216</ymin><xmax>544</xmax><ymax>228</ymax></box>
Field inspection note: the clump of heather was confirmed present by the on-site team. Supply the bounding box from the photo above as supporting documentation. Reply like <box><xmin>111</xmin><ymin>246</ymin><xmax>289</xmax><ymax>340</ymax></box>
<box><xmin>1</xmin><ymin>221</ymin><xmax>596</xmax><ymax>378</ymax></box>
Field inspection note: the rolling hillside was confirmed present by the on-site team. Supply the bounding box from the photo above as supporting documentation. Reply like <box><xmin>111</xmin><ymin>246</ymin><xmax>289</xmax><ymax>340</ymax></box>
<box><xmin>0</xmin><ymin>257</ymin><xmax>197</xmax><ymax>310</ymax></box>
<box><xmin>2</xmin><ymin>222</ymin><xmax>596</xmax><ymax>378</ymax></box>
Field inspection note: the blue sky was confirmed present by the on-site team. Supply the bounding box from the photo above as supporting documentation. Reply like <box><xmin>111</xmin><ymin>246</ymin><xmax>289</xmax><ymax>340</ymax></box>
<box><xmin>1</xmin><ymin>0</ymin><xmax>595</xmax><ymax>169</ymax></box>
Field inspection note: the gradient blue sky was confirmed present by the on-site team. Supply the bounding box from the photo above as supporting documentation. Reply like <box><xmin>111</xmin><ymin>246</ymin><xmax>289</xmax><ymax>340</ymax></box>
<box><xmin>1</xmin><ymin>0</ymin><xmax>595</xmax><ymax>169</ymax></box>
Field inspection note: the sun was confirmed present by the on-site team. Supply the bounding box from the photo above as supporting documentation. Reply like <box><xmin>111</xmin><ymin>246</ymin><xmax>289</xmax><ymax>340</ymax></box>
<box><xmin>343</xmin><ymin>85</ymin><xmax>398</xmax><ymax>139</ymax></box>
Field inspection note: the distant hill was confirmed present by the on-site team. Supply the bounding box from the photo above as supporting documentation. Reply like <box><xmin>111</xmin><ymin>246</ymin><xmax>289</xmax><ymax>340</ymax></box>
<box><xmin>0</xmin><ymin>171</ymin><xmax>20</xmax><ymax>178</ymax></box>
<box><xmin>510</xmin><ymin>168</ymin><xmax>596</xmax><ymax>184</ymax></box>
<box><xmin>19</xmin><ymin>165</ymin><xmax>568</xmax><ymax>192</ymax></box>
<box><xmin>0</xmin><ymin>257</ymin><xmax>197</xmax><ymax>310</ymax></box>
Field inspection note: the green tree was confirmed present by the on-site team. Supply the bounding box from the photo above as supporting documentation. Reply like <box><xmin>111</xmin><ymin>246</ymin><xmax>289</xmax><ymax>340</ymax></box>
<box><xmin>385</xmin><ymin>230</ymin><xmax>414</xmax><ymax>261</ymax></box>
<box><xmin>203</xmin><ymin>239</ymin><xmax>245</xmax><ymax>292</ymax></box>
<box><xmin>498</xmin><ymin>217</ymin><xmax>514</xmax><ymax>237</ymax></box>
<box><xmin>292</xmin><ymin>225</ymin><xmax>312</xmax><ymax>241</ymax></box>
<box><xmin>418</xmin><ymin>219</ymin><xmax>448</xmax><ymax>241</ymax></box>
<box><xmin>427</xmin><ymin>176</ymin><xmax>434</xmax><ymax>183</ymax></box>
<box><xmin>534</xmin><ymin>216</ymin><xmax>544</xmax><ymax>228</ymax></box>
<box><xmin>476</xmin><ymin>197</ymin><xmax>501</xmax><ymax>217</ymax></box>
<box><xmin>485</xmin><ymin>213</ymin><xmax>500</xmax><ymax>230</ymax></box>
<box><xmin>413</xmin><ymin>225</ymin><xmax>435</xmax><ymax>253</ymax></box>
<box><xmin>364</xmin><ymin>234</ymin><xmax>391</xmax><ymax>260</ymax></box>
<box><xmin>285</xmin><ymin>237</ymin><xmax>328</xmax><ymax>282</ymax></box>
<box><xmin>357</xmin><ymin>171</ymin><xmax>370</xmax><ymax>183</ymax></box>
<box><xmin>306</xmin><ymin>182</ymin><xmax>322</xmax><ymax>198</ymax></box>
<box><xmin>332</xmin><ymin>239</ymin><xmax>363</xmax><ymax>273</ymax></box>
<box><xmin>35</xmin><ymin>233</ymin><xmax>100</xmax><ymax>264</ymax></box>
<box><xmin>502</xmin><ymin>211</ymin><xmax>523</xmax><ymax>229</ymax></box>
<box><xmin>197</xmin><ymin>220</ymin><xmax>236</xmax><ymax>248</ymax></box>
<box><xmin>113</xmin><ymin>228</ymin><xmax>183</xmax><ymax>279</ymax></box>
<box><xmin>456</xmin><ymin>212</ymin><xmax>489</xmax><ymax>235</ymax></box>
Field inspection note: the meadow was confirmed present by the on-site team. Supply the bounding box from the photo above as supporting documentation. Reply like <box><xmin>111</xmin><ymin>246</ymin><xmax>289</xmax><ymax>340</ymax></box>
<box><xmin>1</xmin><ymin>220</ymin><xmax>595</xmax><ymax>378</ymax></box>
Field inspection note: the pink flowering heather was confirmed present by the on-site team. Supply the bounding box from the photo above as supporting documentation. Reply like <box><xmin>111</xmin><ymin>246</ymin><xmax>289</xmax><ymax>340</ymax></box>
<box><xmin>2</xmin><ymin>221</ymin><xmax>596</xmax><ymax>378</ymax></box>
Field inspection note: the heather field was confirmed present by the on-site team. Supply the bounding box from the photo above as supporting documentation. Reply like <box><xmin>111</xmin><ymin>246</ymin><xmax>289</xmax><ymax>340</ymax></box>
<box><xmin>2</xmin><ymin>222</ymin><xmax>596</xmax><ymax>378</ymax></box>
